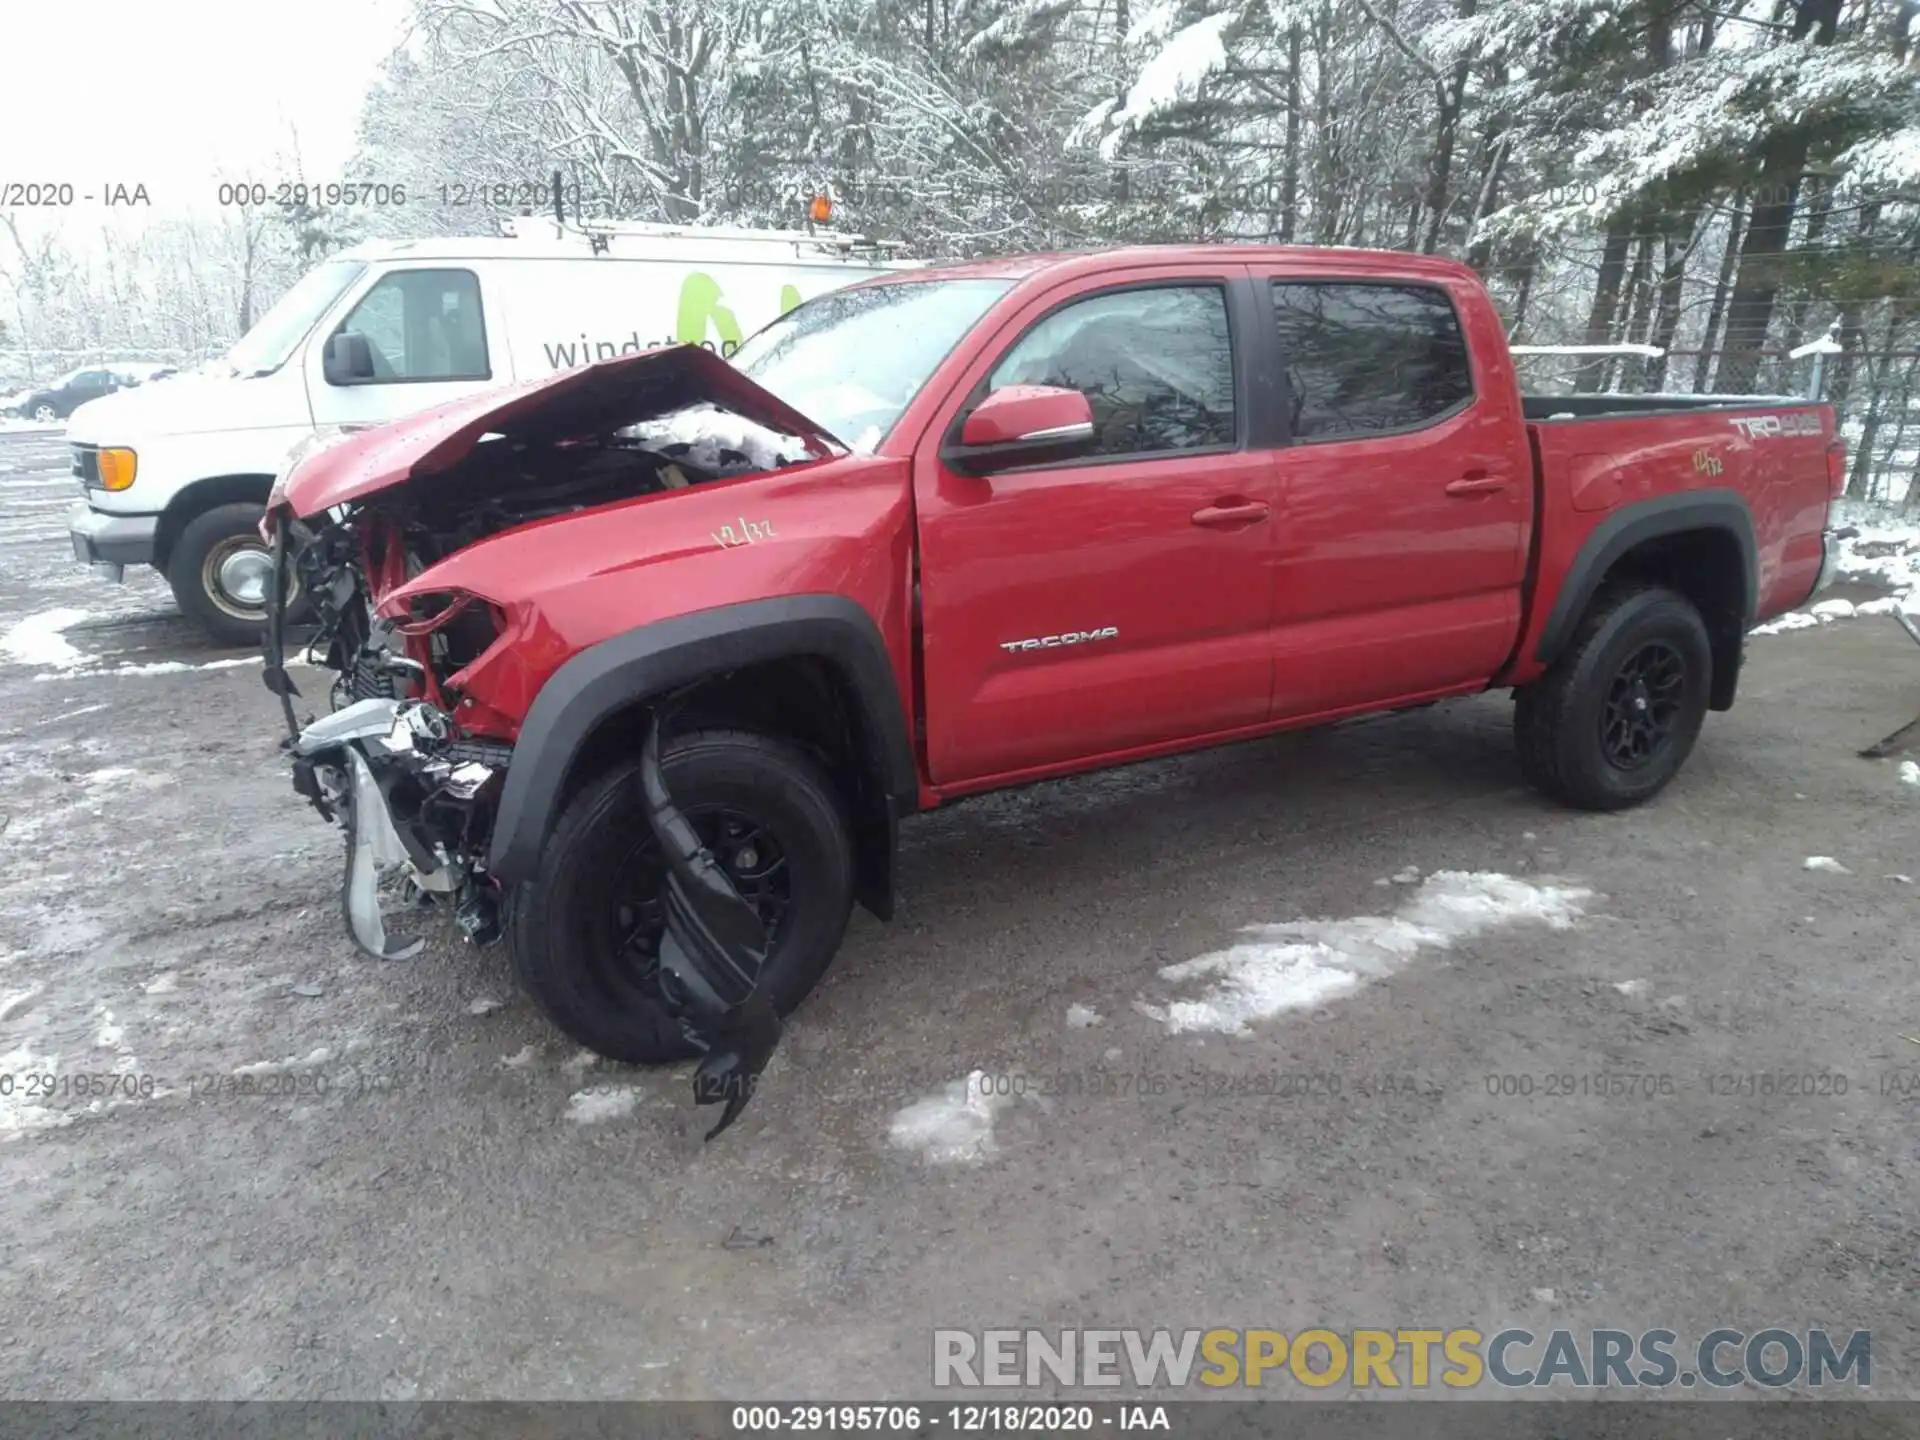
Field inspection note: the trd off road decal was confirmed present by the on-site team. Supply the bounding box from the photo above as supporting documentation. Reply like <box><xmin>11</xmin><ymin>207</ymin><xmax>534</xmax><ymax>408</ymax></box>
<box><xmin>1728</xmin><ymin>412</ymin><xmax>1823</xmax><ymax>440</ymax></box>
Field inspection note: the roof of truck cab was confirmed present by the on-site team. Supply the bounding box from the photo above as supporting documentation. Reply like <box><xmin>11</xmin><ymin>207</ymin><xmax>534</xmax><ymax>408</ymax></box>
<box><xmin>843</xmin><ymin>244</ymin><xmax>1482</xmax><ymax>286</ymax></box>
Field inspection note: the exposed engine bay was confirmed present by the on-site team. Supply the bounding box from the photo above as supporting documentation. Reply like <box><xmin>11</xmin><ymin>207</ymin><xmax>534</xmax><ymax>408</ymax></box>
<box><xmin>263</xmin><ymin>373</ymin><xmax>831</xmax><ymax>1138</ymax></box>
<box><xmin>284</xmin><ymin>408</ymin><xmax>787</xmax><ymax>713</ymax></box>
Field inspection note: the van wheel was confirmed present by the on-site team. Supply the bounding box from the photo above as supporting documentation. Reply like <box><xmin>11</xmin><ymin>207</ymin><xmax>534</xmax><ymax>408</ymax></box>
<box><xmin>166</xmin><ymin>502</ymin><xmax>295</xmax><ymax>647</ymax></box>
<box><xmin>507</xmin><ymin>729</ymin><xmax>856</xmax><ymax>1064</ymax></box>
<box><xmin>1515</xmin><ymin>584</ymin><xmax>1712</xmax><ymax>811</ymax></box>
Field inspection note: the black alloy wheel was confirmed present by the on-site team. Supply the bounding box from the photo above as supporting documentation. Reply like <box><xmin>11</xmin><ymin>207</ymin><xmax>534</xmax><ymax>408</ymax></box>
<box><xmin>1599</xmin><ymin>640</ymin><xmax>1686</xmax><ymax>769</ymax></box>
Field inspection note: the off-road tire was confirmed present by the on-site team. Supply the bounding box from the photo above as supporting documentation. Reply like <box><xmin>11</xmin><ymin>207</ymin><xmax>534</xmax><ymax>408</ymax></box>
<box><xmin>165</xmin><ymin>501</ymin><xmax>288</xmax><ymax>647</ymax></box>
<box><xmin>507</xmin><ymin>728</ymin><xmax>856</xmax><ymax>1064</ymax></box>
<box><xmin>1515</xmin><ymin>583</ymin><xmax>1712</xmax><ymax>811</ymax></box>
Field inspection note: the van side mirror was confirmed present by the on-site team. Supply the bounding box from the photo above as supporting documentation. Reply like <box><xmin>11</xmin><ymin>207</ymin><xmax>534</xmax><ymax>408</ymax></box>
<box><xmin>946</xmin><ymin>385</ymin><xmax>1095</xmax><ymax>474</ymax></box>
<box><xmin>323</xmin><ymin>332</ymin><xmax>376</xmax><ymax>386</ymax></box>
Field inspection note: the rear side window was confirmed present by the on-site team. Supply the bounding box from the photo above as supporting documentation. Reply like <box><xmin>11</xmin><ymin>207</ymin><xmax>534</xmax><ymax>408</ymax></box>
<box><xmin>988</xmin><ymin>285</ymin><xmax>1236</xmax><ymax>458</ymax></box>
<box><xmin>1270</xmin><ymin>282</ymin><xmax>1471</xmax><ymax>440</ymax></box>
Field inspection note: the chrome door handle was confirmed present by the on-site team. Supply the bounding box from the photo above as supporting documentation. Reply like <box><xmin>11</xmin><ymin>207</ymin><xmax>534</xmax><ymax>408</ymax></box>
<box><xmin>1192</xmin><ymin>499</ymin><xmax>1271</xmax><ymax>529</ymax></box>
<box><xmin>1445</xmin><ymin>474</ymin><xmax>1508</xmax><ymax>497</ymax></box>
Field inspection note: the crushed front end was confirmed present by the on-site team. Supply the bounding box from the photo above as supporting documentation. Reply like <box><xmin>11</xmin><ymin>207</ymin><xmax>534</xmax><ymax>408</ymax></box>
<box><xmin>264</xmin><ymin>509</ymin><xmax>509</xmax><ymax>961</ymax></box>
<box><xmin>258</xmin><ymin>346</ymin><xmax>847</xmax><ymax>1137</ymax></box>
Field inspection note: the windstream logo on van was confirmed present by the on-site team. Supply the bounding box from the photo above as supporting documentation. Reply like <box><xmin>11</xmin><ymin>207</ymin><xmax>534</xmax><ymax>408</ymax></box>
<box><xmin>541</xmin><ymin>273</ymin><xmax>803</xmax><ymax>370</ymax></box>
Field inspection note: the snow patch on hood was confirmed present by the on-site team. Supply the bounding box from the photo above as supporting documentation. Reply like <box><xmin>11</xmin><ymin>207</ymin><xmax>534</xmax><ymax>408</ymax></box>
<box><xmin>622</xmin><ymin>402</ymin><xmax>815</xmax><ymax>473</ymax></box>
<box><xmin>888</xmin><ymin>1070</ymin><xmax>1015</xmax><ymax>1164</ymax></box>
<box><xmin>1139</xmin><ymin>871</ymin><xmax>1595</xmax><ymax>1035</ymax></box>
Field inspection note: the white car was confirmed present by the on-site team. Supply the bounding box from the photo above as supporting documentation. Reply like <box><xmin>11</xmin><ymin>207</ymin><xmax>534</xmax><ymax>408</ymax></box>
<box><xmin>67</xmin><ymin>219</ymin><xmax>910</xmax><ymax>643</ymax></box>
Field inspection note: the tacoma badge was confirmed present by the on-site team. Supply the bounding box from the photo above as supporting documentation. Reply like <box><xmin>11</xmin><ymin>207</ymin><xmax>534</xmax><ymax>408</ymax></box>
<box><xmin>999</xmin><ymin>626</ymin><xmax>1120</xmax><ymax>654</ymax></box>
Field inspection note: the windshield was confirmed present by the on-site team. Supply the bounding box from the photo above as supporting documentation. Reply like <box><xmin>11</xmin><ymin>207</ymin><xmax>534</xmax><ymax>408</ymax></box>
<box><xmin>225</xmin><ymin>259</ymin><xmax>368</xmax><ymax>378</ymax></box>
<box><xmin>731</xmin><ymin>278</ymin><xmax>1014</xmax><ymax>452</ymax></box>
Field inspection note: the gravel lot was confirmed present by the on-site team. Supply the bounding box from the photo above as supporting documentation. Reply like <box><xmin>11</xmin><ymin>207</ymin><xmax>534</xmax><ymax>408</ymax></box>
<box><xmin>3</xmin><ymin>425</ymin><xmax>1919</xmax><ymax>1404</ymax></box>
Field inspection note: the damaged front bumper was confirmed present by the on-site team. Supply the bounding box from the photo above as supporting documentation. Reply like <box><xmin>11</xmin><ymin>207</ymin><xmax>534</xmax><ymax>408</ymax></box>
<box><xmin>280</xmin><ymin>692</ymin><xmax>783</xmax><ymax>1137</ymax></box>
<box><xmin>266</xmin><ymin>518</ymin><xmax>505</xmax><ymax>962</ymax></box>
<box><xmin>291</xmin><ymin>697</ymin><xmax>503</xmax><ymax>960</ymax></box>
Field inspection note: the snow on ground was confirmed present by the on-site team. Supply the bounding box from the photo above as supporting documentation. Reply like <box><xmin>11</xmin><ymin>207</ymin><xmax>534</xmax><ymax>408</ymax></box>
<box><xmin>1065</xmin><ymin>1003</ymin><xmax>1103</xmax><ymax>1028</ymax></box>
<box><xmin>231</xmin><ymin>1047</ymin><xmax>334</xmax><ymax>1078</ymax></box>
<box><xmin>78</xmin><ymin>657</ymin><xmax>264</xmax><ymax>679</ymax></box>
<box><xmin>1803</xmin><ymin>856</ymin><xmax>1851</xmax><ymax>874</ymax></box>
<box><xmin>1752</xmin><ymin>611</ymin><xmax>1821</xmax><ymax>635</ymax></box>
<box><xmin>0</xmin><ymin>988</ymin><xmax>40</xmax><ymax>1024</ymax></box>
<box><xmin>1</xmin><ymin>608</ymin><xmax>92</xmax><ymax>669</ymax></box>
<box><xmin>0</xmin><ymin>1045</ymin><xmax>75</xmax><ymax>1139</ymax></box>
<box><xmin>0</xmin><ymin>610</ymin><xmax>283</xmax><ymax>679</ymax></box>
<box><xmin>888</xmin><ymin>1070</ymin><xmax>1014</xmax><ymax>1165</ymax></box>
<box><xmin>564</xmin><ymin>1085</ymin><xmax>642</xmax><ymax>1124</ymax></box>
<box><xmin>1753</xmin><ymin>512</ymin><xmax>1920</xmax><ymax>636</ymax></box>
<box><xmin>1138</xmin><ymin>871</ymin><xmax>1595</xmax><ymax>1037</ymax></box>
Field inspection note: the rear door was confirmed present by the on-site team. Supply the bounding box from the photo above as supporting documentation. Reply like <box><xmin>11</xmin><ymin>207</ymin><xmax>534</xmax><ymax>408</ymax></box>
<box><xmin>913</xmin><ymin>266</ymin><xmax>1279</xmax><ymax>786</ymax></box>
<box><xmin>306</xmin><ymin>265</ymin><xmax>505</xmax><ymax>429</ymax></box>
<box><xmin>1254</xmin><ymin>274</ymin><xmax>1532</xmax><ymax>717</ymax></box>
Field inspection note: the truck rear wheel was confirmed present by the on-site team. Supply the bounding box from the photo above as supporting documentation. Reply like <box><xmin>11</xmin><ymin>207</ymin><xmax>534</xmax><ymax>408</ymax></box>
<box><xmin>1514</xmin><ymin>584</ymin><xmax>1712</xmax><ymax>811</ymax></box>
<box><xmin>166</xmin><ymin>501</ymin><xmax>288</xmax><ymax>647</ymax></box>
<box><xmin>507</xmin><ymin>728</ymin><xmax>856</xmax><ymax>1064</ymax></box>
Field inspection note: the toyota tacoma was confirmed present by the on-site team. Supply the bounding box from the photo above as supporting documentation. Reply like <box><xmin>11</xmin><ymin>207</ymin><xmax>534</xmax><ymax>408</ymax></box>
<box><xmin>262</xmin><ymin>245</ymin><xmax>1842</xmax><ymax>1135</ymax></box>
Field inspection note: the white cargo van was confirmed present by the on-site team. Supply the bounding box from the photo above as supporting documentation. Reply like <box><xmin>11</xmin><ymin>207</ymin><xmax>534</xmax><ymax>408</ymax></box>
<box><xmin>66</xmin><ymin>219</ymin><xmax>908</xmax><ymax>643</ymax></box>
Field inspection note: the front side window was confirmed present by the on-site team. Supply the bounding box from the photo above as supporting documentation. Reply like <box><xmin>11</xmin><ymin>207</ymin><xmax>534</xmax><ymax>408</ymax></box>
<box><xmin>330</xmin><ymin>268</ymin><xmax>488</xmax><ymax>383</ymax></box>
<box><xmin>988</xmin><ymin>285</ymin><xmax>1236</xmax><ymax>458</ymax></box>
<box><xmin>1271</xmin><ymin>282</ymin><xmax>1472</xmax><ymax>440</ymax></box>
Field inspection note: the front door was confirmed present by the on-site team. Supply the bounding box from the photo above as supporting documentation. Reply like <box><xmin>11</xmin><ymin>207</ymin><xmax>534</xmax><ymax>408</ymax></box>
<box><xmin>914</xmin><ymin>271</ymin><xmax>1278</xmax><ymax>787</ymax></box>
<box><xmin>306</xmin><ymin>266</ymin><xmax>505</xmax><ymax>429</ymax></box>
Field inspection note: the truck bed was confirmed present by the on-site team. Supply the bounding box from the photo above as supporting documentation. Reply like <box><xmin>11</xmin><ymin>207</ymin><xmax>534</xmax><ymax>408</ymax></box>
<box><xmin>1512</xmin><ymin>400</ymin><xmax>1835</xmax><ymax>683</ymax></box>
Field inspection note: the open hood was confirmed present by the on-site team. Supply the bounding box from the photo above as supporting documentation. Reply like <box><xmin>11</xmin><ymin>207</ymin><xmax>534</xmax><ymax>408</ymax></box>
<box><xmin>280</xmin><ymin>345</ymin><xmax>840</xmax><ymax>517</ymax></box>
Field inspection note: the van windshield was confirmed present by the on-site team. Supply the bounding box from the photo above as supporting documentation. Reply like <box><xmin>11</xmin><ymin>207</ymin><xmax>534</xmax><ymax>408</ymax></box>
<box><xmin>731</xmin><ymin>277</ymin><xmax>1013</xmax><ymax>452</ymax></box>
<box><xmin>226</xmin><ymin>259</ymin><xmax>368</xmax><ymax>378</ymax></box>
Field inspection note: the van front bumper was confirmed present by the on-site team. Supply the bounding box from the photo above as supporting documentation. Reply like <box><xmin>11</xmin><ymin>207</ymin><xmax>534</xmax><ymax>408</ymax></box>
<box><xmin>68</xmin><ymin>502</ymin><xmax>158</xmax><ymax>579</ymax></box>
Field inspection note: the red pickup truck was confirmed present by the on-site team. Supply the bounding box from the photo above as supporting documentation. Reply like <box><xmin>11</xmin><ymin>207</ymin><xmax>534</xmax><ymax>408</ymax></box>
<box><xmin>264</xmin><ymin>245</ymin><xmax>1840</xmax><ymax>1132</ymax></box>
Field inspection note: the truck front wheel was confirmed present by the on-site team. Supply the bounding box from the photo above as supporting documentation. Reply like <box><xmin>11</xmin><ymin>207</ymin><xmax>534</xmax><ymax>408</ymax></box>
<box><xmin>165</xmin><ymin>501</ymin><xmax>289</xmax><ymax>647</ymax></box>
<box><xmin>1514</xmin><ymin>584</ymin><xmax>1712</xmax><ymax>811</ymax></box>
<box><xmin>507</xmin><ymin>728</ymin><xmax>857</xmax><ymax>1064</ymax></box>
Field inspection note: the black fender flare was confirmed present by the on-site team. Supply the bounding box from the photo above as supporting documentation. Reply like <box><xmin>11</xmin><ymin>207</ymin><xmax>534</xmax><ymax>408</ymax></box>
<box><xmin>487</xmin><ymin>594</ymin><xmax>917</xmax><ymax>888</ymax></box>
<box><xmin>1533</xmin><ymin>489</ymin><xmax>1758</xmax><ymax>669</ymax></box>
